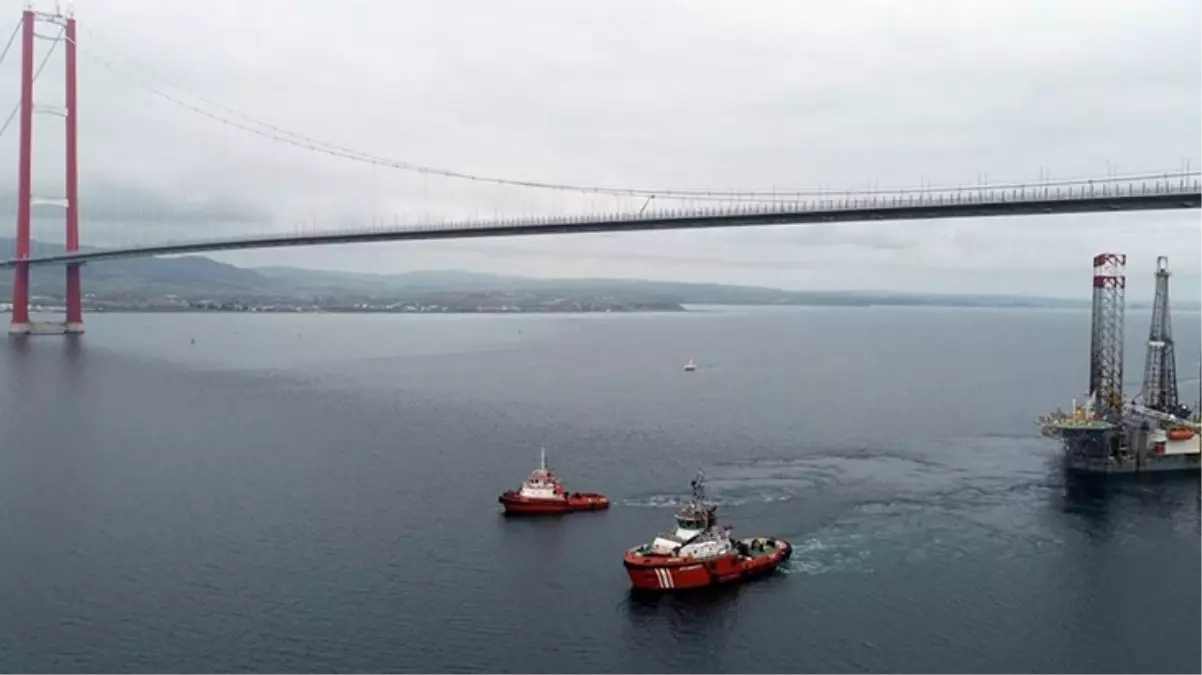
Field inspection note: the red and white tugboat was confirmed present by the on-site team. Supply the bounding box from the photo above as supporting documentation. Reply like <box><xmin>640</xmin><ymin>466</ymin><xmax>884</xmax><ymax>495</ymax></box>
<box><xmin>623</xmin><ymin>471</ymin><xmax>791</xmax><ymax>591</ymax></box>
<box><xmin>498</xmin><ymin>448</ymin><xmax>609</xmax><ymax>515</ymax></box>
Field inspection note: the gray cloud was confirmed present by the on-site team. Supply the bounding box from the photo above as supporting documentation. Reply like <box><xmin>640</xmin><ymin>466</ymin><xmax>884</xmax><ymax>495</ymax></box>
<box><xmin>0</xmin><ymin>0</ymin><xmax>1195</xmax><ymax>299</ymax></box>
<box><xmin>0</xmin><ymin>183</ymin><xmax>265</xmax><ymax>223</ymax></box>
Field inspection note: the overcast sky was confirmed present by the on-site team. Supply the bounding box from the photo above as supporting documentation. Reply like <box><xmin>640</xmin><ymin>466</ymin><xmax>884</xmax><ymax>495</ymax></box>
<box><xmin>0</xmin><ymin>0</ymin><xmax>1198</xmax><ymax>299</ymax></box>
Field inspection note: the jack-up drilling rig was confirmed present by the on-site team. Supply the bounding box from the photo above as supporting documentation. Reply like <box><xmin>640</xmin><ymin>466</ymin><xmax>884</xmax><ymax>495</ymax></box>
<box><xmin>1038</xmin><ymin>254</ymin><xmax>1201</xmax><ymax>474</ymax></box>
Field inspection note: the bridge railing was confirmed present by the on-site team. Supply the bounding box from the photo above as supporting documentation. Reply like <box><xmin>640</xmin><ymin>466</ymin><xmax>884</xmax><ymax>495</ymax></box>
<box><xmin>242</xmin><ymin>171</ymin><xmax>1202</xmax><ymax>243</ymax></box>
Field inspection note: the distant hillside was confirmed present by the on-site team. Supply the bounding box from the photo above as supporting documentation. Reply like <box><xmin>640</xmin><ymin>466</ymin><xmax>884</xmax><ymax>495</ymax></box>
<box><xmin>255</xmin><ymin>265</ymin><xmax>1092</xmax><ymax>309</ymax></box>
<box><xmin>1</xmin><ymin>237</ymin><xmax>1196</xmax><ymax>310</ymax></box>
<box><xmin>0</xmin><ymin>237</ymin><xmax>279</xmax><ymax>300</ymax></box>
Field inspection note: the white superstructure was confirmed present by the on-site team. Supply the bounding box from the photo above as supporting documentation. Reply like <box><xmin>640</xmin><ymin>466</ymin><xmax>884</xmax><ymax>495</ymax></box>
<box><xmin>517</xmin><ymin>448</ymin><xmax>567</xmax><ymax>500</ymax></box>
<box><xmin>639</xmin><ymin>471</ymin><xmax>735</xmax><ymax>560</ymax></box>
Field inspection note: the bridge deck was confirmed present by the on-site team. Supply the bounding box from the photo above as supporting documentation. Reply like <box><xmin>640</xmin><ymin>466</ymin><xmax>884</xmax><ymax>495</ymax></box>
<box><xmin>3</xmin><ymin>183</ymin><xmax>1198</xmax><ymax>268</ymax></box>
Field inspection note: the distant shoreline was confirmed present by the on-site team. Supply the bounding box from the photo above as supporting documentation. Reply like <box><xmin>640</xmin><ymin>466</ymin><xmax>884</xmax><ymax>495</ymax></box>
<box><xmin>4</xmin><ymin>237</ymin><xmax>1200</xmax><ymax>313</ymax></box>
<box><xmin>28</xmin><ymin>299</ymin><xmax>1195</xmax><ymax>312</ymax></box>
<box><xmin>11</xmin><ymin>302</ymin><xmax>1198</xmax><ymax>316</ymax></box>
<box><xmin>19</xmin><ymin>306</ymin><xmax>690</xmax><ymax>315</ymax></box>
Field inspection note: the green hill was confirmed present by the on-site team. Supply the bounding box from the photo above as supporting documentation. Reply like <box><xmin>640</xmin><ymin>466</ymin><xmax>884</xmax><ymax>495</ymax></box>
<box><xmin>2</xmin><ymin>237</ymin><xmax>1192</xmax><ymax>310</ymax></box>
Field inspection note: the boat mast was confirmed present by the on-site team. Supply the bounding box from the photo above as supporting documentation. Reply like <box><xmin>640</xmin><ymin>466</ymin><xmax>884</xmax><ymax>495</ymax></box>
<box><xmin>690</xmin><ymin>470</ymin><xmax>706</xmax><ymax>503</ymax></box>
<box><xmin>540</xmin><ymin>446</ymin><xmax>547</xmax><ymax>472</ymax></box>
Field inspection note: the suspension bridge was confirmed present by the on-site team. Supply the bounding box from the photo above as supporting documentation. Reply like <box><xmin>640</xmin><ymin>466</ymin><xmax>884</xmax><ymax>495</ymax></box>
<box><xmin>2</xmin><ymin>6</ymin><xmax>1200</xmax><ymax>334</ymax></box>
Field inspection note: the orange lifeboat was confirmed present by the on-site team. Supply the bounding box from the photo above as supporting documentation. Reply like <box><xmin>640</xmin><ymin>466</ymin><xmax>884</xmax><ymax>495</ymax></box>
<box><xmin>1167</xmin><ymin>427</ymin><xmax>1195</xmax><ymax>441</ymax></box>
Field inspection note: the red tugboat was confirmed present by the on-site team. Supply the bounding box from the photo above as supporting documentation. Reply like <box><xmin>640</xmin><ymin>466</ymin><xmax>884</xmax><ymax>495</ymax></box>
<box><xmin>498</xmin><ymin>448</ymin><xmax>609</xmax><ymax>515</ymax></box>
<box><xmin>623</xmin><ymin>471</ymin><xmax>791</xmax><ymax>591</ymax></box>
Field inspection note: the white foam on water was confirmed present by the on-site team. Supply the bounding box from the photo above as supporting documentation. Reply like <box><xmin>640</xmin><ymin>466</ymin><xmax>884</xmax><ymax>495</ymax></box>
<box><xmin>782</xmin><ymin>536</ymin><xmax>873</xmax><ymax>576</ymax></box>
<box><xmin>622</xmin><ymin>490</ymin><xmax>797</xmax><ymax>508</ymax></box>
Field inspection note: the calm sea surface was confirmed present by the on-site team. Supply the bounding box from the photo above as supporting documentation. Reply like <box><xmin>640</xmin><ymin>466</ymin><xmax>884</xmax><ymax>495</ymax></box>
<box><xmin>1</xmin><ymin>306</ymin><xmax>1199</xmax><ymax>673</ymax></box>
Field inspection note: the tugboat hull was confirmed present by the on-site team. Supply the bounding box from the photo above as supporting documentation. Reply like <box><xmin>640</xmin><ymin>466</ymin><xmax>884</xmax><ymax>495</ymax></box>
<box><xmin>498</xmin><ymin>491</ymin><xmax>609</xmax><ymax>515</ymax></box>
<box><xmin>623</xmin><ymin>537</ymin><xmax>791</xmax><ymax>591</ymax></box>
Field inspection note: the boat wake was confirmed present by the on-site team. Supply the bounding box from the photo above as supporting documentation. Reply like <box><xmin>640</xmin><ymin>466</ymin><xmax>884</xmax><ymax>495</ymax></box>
<box><xmin>622</xmin><ymin>490</ymin><xmax>796</xmax><ymax>508</ymax></box>
<box><xmin>622</xmin><ymin>456</ymin><xmax>856</xmax><ymax>508</ymax></box>
<box><xmin>780</xmin><ymin>536</ymin><xmax>872</xmax><ymax>576</ymax></box>
<box><xmin>623</xmin><ymin>437</ymin><xmax>1065</xmax><ymax>577</ymax></box>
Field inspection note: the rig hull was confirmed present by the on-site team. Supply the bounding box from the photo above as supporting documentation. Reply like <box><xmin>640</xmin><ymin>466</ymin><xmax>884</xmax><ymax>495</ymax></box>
<box><xmin>1064</xmin><ymin>445</ymin><xmax>1201</xmax><ymax>474</ymax></box>
<box><xmin>1054</xmin><ymin>418</ymin><xmax>1200</xmax><ymax>475</ymax></box>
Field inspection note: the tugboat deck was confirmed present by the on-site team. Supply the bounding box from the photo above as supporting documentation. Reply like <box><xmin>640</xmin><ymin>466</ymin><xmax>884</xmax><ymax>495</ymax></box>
<box><xmin>737</xmin><ymin>537</ymin><xmax>787</xmax><ymax>560</ymax></box>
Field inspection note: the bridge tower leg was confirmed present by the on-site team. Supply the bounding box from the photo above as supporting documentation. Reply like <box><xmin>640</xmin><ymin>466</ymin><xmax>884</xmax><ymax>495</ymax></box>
<box><xmin>64</xmin><ymin>12</ymin><xmax>82</xmax><ymax>333</ymax></box>
<box><xmin>8</xmin><ymin>7</ymin><xmax>83</xmax><ymax>335</ymax></box>
<box><xmin>8</xmin><ymin>8</ymin><xmax>34</xmax><ymax>335</ymax></box>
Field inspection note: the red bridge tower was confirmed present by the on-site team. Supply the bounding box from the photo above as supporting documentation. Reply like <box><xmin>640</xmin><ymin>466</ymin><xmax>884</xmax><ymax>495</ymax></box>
<box><xmin>9</xmin><ymin>3</ymin><xmax>82</xmax><ymax>335</ymax></box>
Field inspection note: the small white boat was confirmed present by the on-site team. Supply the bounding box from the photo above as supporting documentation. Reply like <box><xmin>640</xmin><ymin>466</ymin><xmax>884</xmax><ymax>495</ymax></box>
<box><xmin>684</xmin><ymin>359</ymin><xmax>698</xmax><ymax>372</ymax></box>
